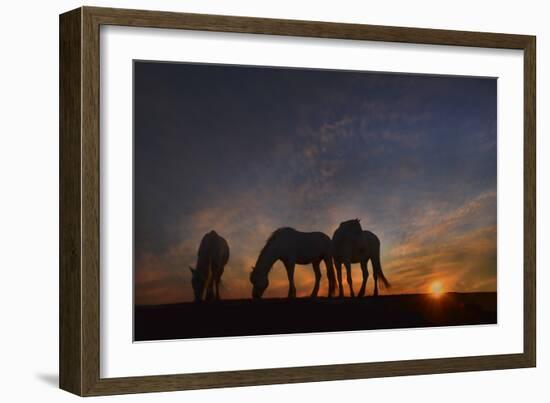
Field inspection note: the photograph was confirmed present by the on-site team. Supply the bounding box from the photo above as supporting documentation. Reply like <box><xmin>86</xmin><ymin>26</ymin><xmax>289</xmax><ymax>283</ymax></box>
<box><xmin>133</xmin><ymin>61</ymin><xmax>498</xmax><ymax>341</ymax></box>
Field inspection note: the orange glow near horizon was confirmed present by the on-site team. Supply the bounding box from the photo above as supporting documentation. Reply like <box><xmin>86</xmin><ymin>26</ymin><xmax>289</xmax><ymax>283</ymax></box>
<box><xmin>429</xmin><ymin>281</ymin><xmax>444</xmax><ymax>297</ymax></box>
<box><xmin>134</xmin><ymin>204</ymin><xmax>498</xmax><ymax>305</ymax></box>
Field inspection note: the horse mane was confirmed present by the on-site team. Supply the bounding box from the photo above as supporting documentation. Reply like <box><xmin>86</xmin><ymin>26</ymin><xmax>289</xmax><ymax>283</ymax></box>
<box><xmin>260</xmin><ymin>227</ymin><xmax>295</xmax><ymax>255</ymax></box>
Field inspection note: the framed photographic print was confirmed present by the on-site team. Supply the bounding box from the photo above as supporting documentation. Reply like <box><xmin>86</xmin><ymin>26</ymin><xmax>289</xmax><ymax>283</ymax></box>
<box><xmin>59</xmin><ymin>6</ymin><xmax>536</xmax><ymax>396</ymax></box>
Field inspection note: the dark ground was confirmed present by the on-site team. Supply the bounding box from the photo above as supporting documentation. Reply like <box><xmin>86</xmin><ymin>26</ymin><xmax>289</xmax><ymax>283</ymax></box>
<box><xmin>134</xmin><ymin>292</ymin><xmax>497</xmax><ymax>341</ymax></box>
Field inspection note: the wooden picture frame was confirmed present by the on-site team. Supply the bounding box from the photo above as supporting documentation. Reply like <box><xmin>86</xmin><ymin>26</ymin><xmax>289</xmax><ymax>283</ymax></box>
<box><xmin>59</xmin><ymin>6</ymin><xmax>536</xmax><ymax>396</ymax></box>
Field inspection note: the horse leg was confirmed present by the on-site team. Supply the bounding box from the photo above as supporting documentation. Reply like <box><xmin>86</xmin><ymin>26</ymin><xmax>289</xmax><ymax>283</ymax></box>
<box><xmin>358</xmin><ymin>260</ymin><xmax>369</xmax><ymax>297</ymax></box>
<box><xmin>215</xmin><ymin>277</ymin><xmax>221</xmax><ymax>300</ymax></box>
<box><xmin>323</xmin><ymin>257</ymin><xmax>336</xmax><ymax>297</ymax></box>
<box><xmin>216</xmin><ymin>266</ymin><xmax>224</xmax><ymax>301</ymax></box>
<box><xmin>310</xmin><ymin>262</ymin><xmax>321</xmax><ymax>298</ymax></box>
<box><xmin>209</xmin><ymin>264</ymin><xmax>219</xmax><ymax>301</ymax></box>
<box><xmin>205</xmin><ymin>283</ymin><xmax>215</xmax><ymax>301</ymax></box>
<box><xmin>334</xmin><ymin>260</ymin><xmax>344</xmax><ymax>297</ymax></box>
<box><xmin>285</xmin><ymin>261</ymin><xmax>297</xmax><ymax>298</ymax></box>
<box><xmin>345</xmin><ymin>261</ymin><xmax>355</xmax><ymax>297</ymax></box>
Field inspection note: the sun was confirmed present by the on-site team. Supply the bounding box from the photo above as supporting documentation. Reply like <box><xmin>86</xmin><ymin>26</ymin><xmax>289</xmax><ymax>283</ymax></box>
<box><xmin>429</xmin><ymin>281</ymin><xmax>444</xmax><ymax>297</ymax></box>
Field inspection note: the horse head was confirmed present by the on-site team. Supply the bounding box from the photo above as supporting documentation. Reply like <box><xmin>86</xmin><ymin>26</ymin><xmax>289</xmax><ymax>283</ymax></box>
<box><xmin>250</xmin><ymin>266</ymin><xmax>269</xmax><ymax>299</ymax></box>
<box><xmin>339</xmin><ymin>218</ymin><xmax>363</xmax><ymax>234</ymax></box>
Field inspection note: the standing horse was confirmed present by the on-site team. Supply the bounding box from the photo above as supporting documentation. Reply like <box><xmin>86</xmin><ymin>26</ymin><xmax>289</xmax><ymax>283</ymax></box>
<box><xmin>189</xmin><ymin>230</ymin><xmax>230</xmax><ymax>302</ymax></box>
<box><xmin>332</xmin><ymin>219</ymin><xmax>390</xmax><ymax>297</ymax></box>
<box><xmin>249</xmin><ymin>227</ymin><xmax>336</xmax><ymax>299</ymax></box>
<box><xmin>332</xmin><ymin>219</ymin><xmax>363</xmax><ymax>297</ymax></box>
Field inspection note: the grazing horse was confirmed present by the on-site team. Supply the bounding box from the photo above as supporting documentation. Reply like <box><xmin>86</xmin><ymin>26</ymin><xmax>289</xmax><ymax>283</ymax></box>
<box><xmin>332</xmin><ymin>219</ymin><xmax>390</xmax><ymax>297</ymax></box>
<box><xmin>249</xmin><ymin>227</ymin><xmax>336</xmax><ymax>299</ymax></box>
<box><xmin>189</xmin><ymin>230</ymin><xmax>230</xmax><ymax>302</ymax></box>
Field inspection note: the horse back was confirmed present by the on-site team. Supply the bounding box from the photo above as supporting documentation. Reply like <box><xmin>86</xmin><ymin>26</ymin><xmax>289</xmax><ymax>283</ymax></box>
<box><xmin>197</xmin><ymin>231</ymin><xmax>230</xmax><ymax>273</ymax></box>
<box><xmin>266</xmin><ymin>228</ymin><xmax>331</xmax><ymax>262</ymax></box>
<box><xmin>349</xmin><ymin>231</ymin><xmax>380</xmax><ymax>261</ymax></box>
<box><xmin>301</xmin><ymin>231</ymin><xmax>332</xmax><ymax>249</ymax></box>
<box><xmin>362</xmin><ymin>230</ymin><xmax>380</xmax><ymax>246</ymax></box>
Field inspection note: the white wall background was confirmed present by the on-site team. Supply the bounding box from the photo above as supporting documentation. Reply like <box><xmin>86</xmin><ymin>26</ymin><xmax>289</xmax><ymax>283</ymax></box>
<box><xmin>0</xmin><ymin>0</ymin><xmax>546</xmax><ymax>401</ymax></box>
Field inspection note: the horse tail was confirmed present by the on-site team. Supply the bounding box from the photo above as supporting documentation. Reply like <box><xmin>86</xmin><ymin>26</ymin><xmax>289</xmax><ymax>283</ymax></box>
<box><xmin>372</xmin><ymin>250</ymin><xmax>390</xmax><ymax>289</ymax></box>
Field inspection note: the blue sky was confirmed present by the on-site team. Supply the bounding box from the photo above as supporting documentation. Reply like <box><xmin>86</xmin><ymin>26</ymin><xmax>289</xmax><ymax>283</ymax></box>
<box><xmin>134</xmin><ymin>61</ymin><xmax>497</xmax><ymax>304</ymax></box>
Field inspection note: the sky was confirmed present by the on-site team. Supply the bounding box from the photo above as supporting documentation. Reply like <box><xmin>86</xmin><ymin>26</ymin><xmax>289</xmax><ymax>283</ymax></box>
<box><xmin>134</xmin><ymin>61</ymin><xmax>497</xmax><ymax>305</ymax></box>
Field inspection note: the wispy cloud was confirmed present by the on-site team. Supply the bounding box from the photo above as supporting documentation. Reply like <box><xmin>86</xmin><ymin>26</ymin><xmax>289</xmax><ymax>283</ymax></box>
<box><xmin>134</xmin><ymin>62</ymin><xmax>497</xmax><ymax>304</ymax></box>
<box><xmin>381</xmin><ymin>191</ymin><xmax>496</xmax><ymax>295</ymax></box>
<box><xmin>135</xmin><ymin>185</ymin><xmax>496</xmax><ymax>304</ymax></box>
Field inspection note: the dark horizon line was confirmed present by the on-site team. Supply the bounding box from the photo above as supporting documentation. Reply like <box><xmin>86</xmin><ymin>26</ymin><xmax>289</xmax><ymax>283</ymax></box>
<box><xmin>134</xmin><ymin>290</ymin><xmax>497</xmax><ymax>307</ymax></box>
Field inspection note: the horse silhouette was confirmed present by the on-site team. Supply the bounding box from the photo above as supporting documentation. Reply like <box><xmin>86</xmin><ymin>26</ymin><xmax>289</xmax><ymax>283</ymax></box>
<box><xmin>189</xmin><ymin>230</ymin><xmax>230</xmax><ymax>302</ymax></box>
<box><xmin>332</xmin><ymin>219</ymin><xmax>390</xmax><ymax>297</ymax></box>
<box><xmin>249</xmin><ymin>227</ymin><xmax>336</xmax><ymax>299</ymax></box>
